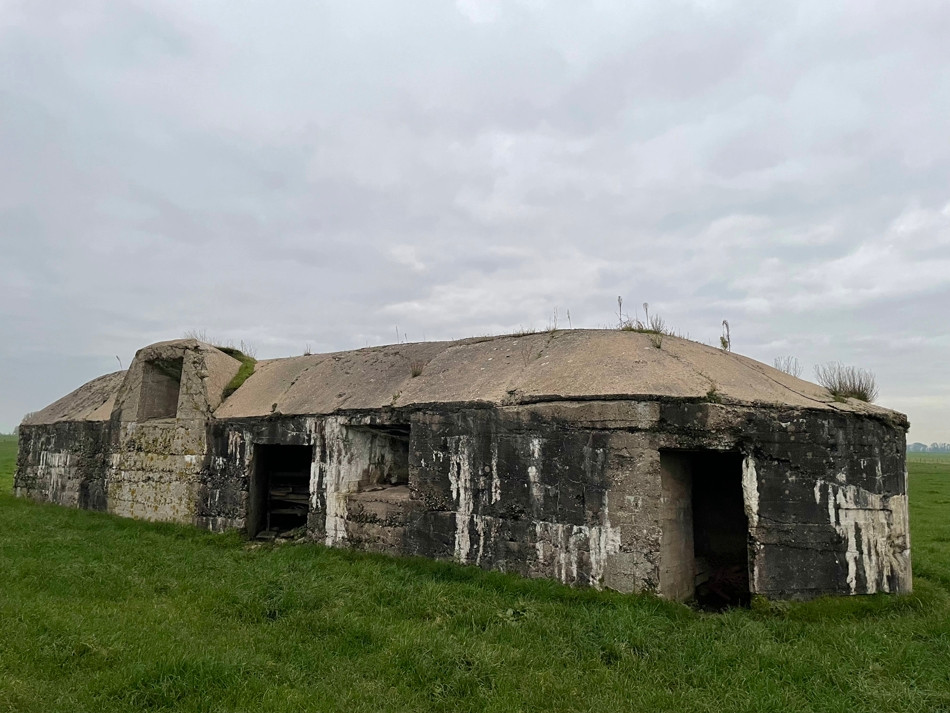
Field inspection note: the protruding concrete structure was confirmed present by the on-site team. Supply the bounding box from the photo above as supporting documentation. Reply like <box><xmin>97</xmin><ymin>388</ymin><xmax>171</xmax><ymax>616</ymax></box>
<box><xmin>15</xmin><ymin>331</ymin><xmax>912</xmax><ymax>604</ymax></box>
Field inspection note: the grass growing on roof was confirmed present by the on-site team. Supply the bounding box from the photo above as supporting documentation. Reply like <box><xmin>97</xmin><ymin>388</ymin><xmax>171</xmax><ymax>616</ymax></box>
<box><xmin>216</xmin><ymin>346</ymin><xmax>256</xmax><ymax>399</ymax></box>
<box><xmin>1</xmin><ymin>436</ymin><xmax>949</xmax><ymax>712</ymax></box>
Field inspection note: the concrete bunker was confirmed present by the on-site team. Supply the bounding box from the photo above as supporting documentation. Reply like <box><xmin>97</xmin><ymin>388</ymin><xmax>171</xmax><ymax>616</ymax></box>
<box><xmin>15</xmin><ymin>331</ymin><xmax>913</xmax><ymax>602</ymax></box>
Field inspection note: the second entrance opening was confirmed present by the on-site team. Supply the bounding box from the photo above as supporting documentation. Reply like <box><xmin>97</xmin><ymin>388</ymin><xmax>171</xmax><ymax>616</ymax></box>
<box><xmin>250</xmin><ymin>444</ymin><xmax>312</xmax><ymax>538</ymax></box>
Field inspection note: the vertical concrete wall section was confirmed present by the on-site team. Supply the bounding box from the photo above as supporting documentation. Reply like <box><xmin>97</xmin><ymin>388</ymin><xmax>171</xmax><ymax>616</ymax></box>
<box><xmin>658</xmin><ymin>452</ymin><xmax>695</xmax><ymax>602</ymax></box>
<box><xmin>744</xmin><ymin>409</ymin><xmax>911</xmax><ymax>598</ymax></box>
<box><xmin>15</xmin><ymin>421</ymin><xmax>112</xmax><ymax>510</ymax></box>
<box><xmin>406</xmin><ymin>406</ymin><xmax>620</xmax><ymax>588</ymax></box>
<box><xmin>105</xmin><ymin>341</ymin><xmax>240</xmax><ymax>523</ymax></box>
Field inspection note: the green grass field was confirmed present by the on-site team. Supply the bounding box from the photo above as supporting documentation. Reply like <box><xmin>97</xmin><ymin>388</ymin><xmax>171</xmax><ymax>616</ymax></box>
<box><xmin>1</xmin><ymin>434</ymin><xmax>948</xmax><ymax>712</ymax></box>
<box><xmin>908</xmin><ymin>451</ymin><xmax>950</xmax><ymax>467</ymax></box>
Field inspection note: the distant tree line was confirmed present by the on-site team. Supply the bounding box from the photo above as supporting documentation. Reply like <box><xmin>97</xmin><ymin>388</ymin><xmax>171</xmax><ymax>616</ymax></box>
<box><xmin>908</xmin><ymin>442</ymin><xmax>950</xmax><ymax>453</ymax></box>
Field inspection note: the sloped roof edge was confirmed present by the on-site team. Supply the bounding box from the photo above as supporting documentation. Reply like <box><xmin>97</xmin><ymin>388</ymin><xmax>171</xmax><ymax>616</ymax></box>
<box><xmin>23</xmin><ymin>371</ymin><xmax>126</xmax><ymax>426</ymax></box>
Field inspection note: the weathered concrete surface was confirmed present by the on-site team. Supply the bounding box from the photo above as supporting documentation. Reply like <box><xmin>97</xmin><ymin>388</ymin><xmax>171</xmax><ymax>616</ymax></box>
<box><xmin>15</xmin><ymin>421</ymin><xmax>112</xmax><ymax>509</ymax></box>
<box><xmin>105</xmin><ymin>340</ymin><xmax>241</xmax><ymax>523</ymax></box>
<box><xmin>16</xmin><ymin>334</ymin><xmax>912</xmax><ymax>602</ymax></box>
<box><xmin>16</xmin><ymin>340</ymin><xmax>243</xmax><ymax>524</ymax></box>
<box><xmin>403</xmin><ymin>407</ymin><xmax>618</xmax><ymax>587</ymax></box>
<box><xmin>215</xmin><ymin>331</ymin><xmax>896</xmax><ymax>419</ymax></box>
<box><xmin>659</xmin><ymin>453</ymin><xmax>695</xmax><ymax>602</ymax></box>
<box><xmin>23</xmin><ymin>371</ymin><xmax>124</xmax><ymax>425</ymax></box>
<box><xmin>200</xmin><ymin>399</ymin><xmax>910</xmax><ymax>600</ymax></box>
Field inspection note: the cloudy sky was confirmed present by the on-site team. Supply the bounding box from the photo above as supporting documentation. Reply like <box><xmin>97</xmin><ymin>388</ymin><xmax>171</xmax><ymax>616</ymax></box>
<box><xmin>1</xmin><ymin>0</ymin><xmax>948</xmax><ymax>442</ymax></box>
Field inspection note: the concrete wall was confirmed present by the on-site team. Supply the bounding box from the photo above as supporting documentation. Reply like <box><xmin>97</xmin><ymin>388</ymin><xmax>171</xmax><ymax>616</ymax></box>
<box><xmin>741</xmin><ymin>408</ymin><xmax>911</xmax><ymax>598</ymax></box>
<box><xmin>659</xmin><ymin>452</ymin><xmax>695</xmax><ymax>602</ymax></box>
<box><xmin>404</xmin><ymin>407</ymin><xmax>617</xmax><ymax>587</ymax></box>
<box><xmin>199</xmin><ymin>399</ymin><xmax>910</xmax><ymax>599</ymax></box>
<box><xmin>16</xmin><ymin>394</ymin><xmax>911</xmax><ymax>601</ymax></box>
<box><xmin>202</xmin><ymin>407</ymin><xmax>622</xmax><ymax>586</ymax></box>
<box><xmin>104</xmin><ymin>341</ymin><xmax>239</xmax><ymax>523</ymax></box>
<box><xmin>15</xmin><ymin>421</ymin><xmax>112</xmax><ymax>510</ymax></box>
<box><xmin>649</xmin><ymin>401</ymin><xmax>911</xmax><ymax>598</ymax></box>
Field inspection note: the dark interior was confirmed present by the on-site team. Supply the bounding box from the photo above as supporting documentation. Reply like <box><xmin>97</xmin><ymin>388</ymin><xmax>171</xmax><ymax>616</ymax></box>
<box><xmin>250</xmin><ymin>444</ymin><xmax>312</xmax><ymax>538</ymax></box>
<box><xmin>369</xmin><ymin>425</ymin><xmax>410</xmax><ymax>486</ymax></box>
<box><xmin>690</xmin><ymin>451</ymin><xmax>750</xmax><ymax>609</ymax></box>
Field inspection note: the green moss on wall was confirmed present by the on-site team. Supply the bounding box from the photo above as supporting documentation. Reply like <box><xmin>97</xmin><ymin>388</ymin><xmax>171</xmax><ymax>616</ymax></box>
<box><xmin>217</xmin><ymin>347</ymin><xmax>257</xmax><ymax>399</ymax></box>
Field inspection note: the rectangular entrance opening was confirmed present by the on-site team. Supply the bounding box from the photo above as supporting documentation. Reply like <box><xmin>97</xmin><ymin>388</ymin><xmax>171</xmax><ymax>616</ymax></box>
<box><xmin>660</xmin><ymin>450</ymin><xmax>750</xmax><ymax>609</ymax></box>
<box><xmin>250</xmin><ymin>444</ymin><xmax>312</xmax><ymax>538</ymax></box>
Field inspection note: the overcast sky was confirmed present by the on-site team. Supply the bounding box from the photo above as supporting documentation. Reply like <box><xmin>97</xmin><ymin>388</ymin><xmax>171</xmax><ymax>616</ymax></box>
<box><xmin>1</xmin><ymin>0</ymin><xmax>948</xmax><ymax>442</ymax></box>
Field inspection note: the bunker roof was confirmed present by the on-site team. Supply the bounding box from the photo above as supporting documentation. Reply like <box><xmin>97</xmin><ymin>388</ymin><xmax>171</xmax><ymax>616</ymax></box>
<box><xmin>216</xmin><ymin>330</ymin><xmax>898</xmax><ymax>419</ymax></box>
<box><xmin>24</xmin><ymin>330</ymin><xmax>906</xmax><ymax>426</ymax></box>
<box><xmin>23</xmin><ymin>371</ymin><xmax>124</xmax><ymax>425</ymax></box>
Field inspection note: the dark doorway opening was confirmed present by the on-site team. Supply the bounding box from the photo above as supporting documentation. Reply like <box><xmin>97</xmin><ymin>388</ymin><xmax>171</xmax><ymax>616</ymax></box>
<box><xmin>691</xmin><ymin>451</ymin><xmax>750</xmax><ymax>609</ymax></box>
<box><xmin>659</xmin><ymin>450</ymin><xmax>750</xmax><ymax>610</ymax></box>
<box><xmin>250</xmin><ymin>444</ymin><xmax>312</xmax><ymax>538</ymax></box>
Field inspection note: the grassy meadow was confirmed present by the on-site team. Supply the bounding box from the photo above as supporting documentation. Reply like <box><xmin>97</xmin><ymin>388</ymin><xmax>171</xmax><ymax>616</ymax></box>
<box><xmin>0</xmin><ymin>433</ymin><xmax>948</xmax><ymax>712</ymax></box>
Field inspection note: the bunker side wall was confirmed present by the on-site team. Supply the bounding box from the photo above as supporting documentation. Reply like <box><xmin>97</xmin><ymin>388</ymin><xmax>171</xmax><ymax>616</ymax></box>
<box><xmin>14</xmin><ymin>422</ymin><xmax>113</xmax><ymax>510</ymax></box>
<box><xmin>742</xmin><ymin>409</ymin><xmax>910</xmax><ymax>598</ymax></box>
<box><xmin>206</xmin><ymin>403</ymin><xmax>664</xmax><ymax>592</ymax></box>
<box><xmin>205</xmin><ymin>401</ymin><xmax>909</xmax><ymax>598</ymax></box>
<box><xmin>654</xmin><ymin>402</ymin><xmax>910</xmax><ymax>599</ymax></box>
<box><xmin>106</xmin><ymin>420</ymin><xmax>207</xmax><ymax>524</ymax></box>
<box><xmin>405</xmin><ymin>406</ymin><xmax>617</xmax><ymax>588</ymax></box>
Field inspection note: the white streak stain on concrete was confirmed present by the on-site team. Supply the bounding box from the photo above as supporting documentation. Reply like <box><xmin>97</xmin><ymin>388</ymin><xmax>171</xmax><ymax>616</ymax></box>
<box><xmin>227</xmin><ymin>430</ymin><xmax>248</xmax><ymax>470</ymax></box>
<box><xmin>815</xmin><ymin>479</ymin><xmax>911</xmax><ymax>594</ymax></box>
<box><xmin>527</xmin><ymin>437</ymin><xmax>543</xmax><ymax>507</ymax></box>
<box><xmin>322</xmin><ymin>417</ymin><xmax>374</xmax><ymax>547</ymax></box>
<box><xmin>307</xmin><ymin>418</ymin><xmax>321</xmax><ymax>511</ymax></box>
<box><xmin>490</xmin><ymin>440</ymin><xmax>501</xmax><ymax>503</ymax></box>
<box><xmin>37</xmin><ymin>450</ymin><xmax>71</xmax><ymax>504</ymax></box>
<box><xmin>741</xmin><ymin>456</ymin><xmax>759</xmax><ymax>529</ymax></box>
<box><xmin>534</xmin><ymin>519</ymin><xmax>620</xmax><ymax>588</ymax></box>
<box><xmin>448</xmin><ymin>436</ymin><xmax>474</xmax><ymax>563</ymax></box>
<box><xmin>742</xmin><ymin>455</ymin><xmax>762</xmax><ymax>591</ymax></box>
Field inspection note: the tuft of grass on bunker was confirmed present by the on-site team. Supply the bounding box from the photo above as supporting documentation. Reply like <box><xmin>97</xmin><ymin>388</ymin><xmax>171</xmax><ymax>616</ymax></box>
<box><xmin>1</xmin><ymin>435</ymin><xmax>949</xmax><ymax>713</ymax></box>
<box><xmin>216</xmin><ymin>347</ymin><xmax>256</xmax><ymax>399</ymax></box>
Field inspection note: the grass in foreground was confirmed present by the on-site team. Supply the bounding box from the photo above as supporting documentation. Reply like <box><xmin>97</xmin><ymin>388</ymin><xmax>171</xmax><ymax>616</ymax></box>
<box><xmin>1</xmin><ymin>436</ymin><xmax>948</xmax><ymax>712</ymax></box>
